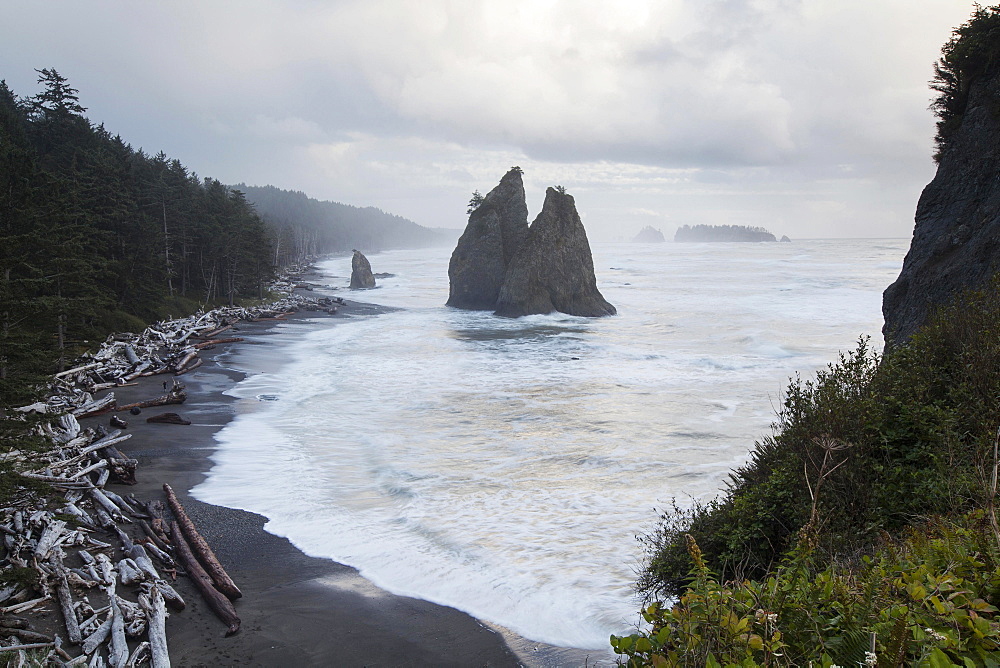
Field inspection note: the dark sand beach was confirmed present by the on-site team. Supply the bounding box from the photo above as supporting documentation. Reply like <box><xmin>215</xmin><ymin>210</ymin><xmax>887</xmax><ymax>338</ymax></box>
<box><xmin>77</xmin><ymin>298</ymin><xmax>603</xmax><ymax>667</ymax></box>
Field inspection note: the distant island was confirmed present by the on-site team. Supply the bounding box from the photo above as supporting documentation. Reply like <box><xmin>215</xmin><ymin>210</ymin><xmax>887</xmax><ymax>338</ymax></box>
<box><xmin>632</xmin><ymin>226</ymin><xmax>666</xmax><ymax>243</ymax></box>
<box><xmin>674</xmin><ymin>224</ymin><xmax>777</xmax><ymax>242</ymax></box>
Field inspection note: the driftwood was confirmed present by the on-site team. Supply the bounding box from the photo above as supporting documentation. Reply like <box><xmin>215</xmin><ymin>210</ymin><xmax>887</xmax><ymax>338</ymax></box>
<box><xmin>153</xmin><ymin>580</ymin><xmax>185</xmax><ymax>611</ymax></box>
<box><xmin>145</xmin><ymin>413</ymin><xmax>191</xmax><ymax>426</ymax></box>
<box><xmin>82</xmin><ymin>616</ymin><xmax>112</xmax><ymax>655</ymax></box>
<box><xmin>193</xmin><ymin>337</ymin><xmax>242</xmax><ymax>350</ymax></box>
<box><xmin>49</xmin><ymin>553</ymin><xmax>82</xmax><ymax>645</ymax></box>
<box><xmin>125</xmin><ymin>640</ymin><xmax>151</xmax><ymax>668</ymax></box>
<box><xmin>34</xmin><ymin>520</ymin><xmax>67</xmax><ymax>560</ymax></box>
<box><xmin>101</xmin><ymin>445</ymin><xmax>137</xmax><ymax>485</ymax></box>
<box><xmin>108</xmin><ymin>589</ymin><xmax>129</xmax><ymax>668</ymax></box>
<box><xmin>115</xmin><ymin>390</ymin><xmax>186</xmax><ymax>414</ymax></box>
<box><xmin>170</xmin><ymin>522</ymin><xmax>240</xmax><ymax>636</ymax></box>
<box><xmin>72</xmin><ymin>394</ymin><xmax>117</xmax><ymax>419</ymax></box>
<box><xmin>117</xmin><ymin>559</ymin><xmax>145</xmax><ymax>586</ymax></box>
<box><xmin>0</xmin><ymin>268</ymin><xmax>344</xmax><ymax>660</ymax></box>
<box><xmin>172</xmin><ymin>350</ymin><xmax>198</xmax><ymax>373</ymax></box>
<box><xmin>162</xmin><ymin>484</ymin><xmax>241</xmax><ymax>600</ymax></box>
<box><xmin>5</xmin><ymin>628</ymin><xmax>53</xmax><ymax>643</ymax></box>
<box><xmin>199</xmin><ymin>324</ymin><xmax>232</xmax><ymax>339</ymax></box>
<box><xmin>0</xmin><ymin>642</ymin><xmax>55</xmax><ymax>652</ymax></box>
<box><xmin>138</xmin><ymin>588</ymin><xmax>169</xmax><ymax>668</ymax></box>
<box><xmin>173</xmin><ymin>358</ymin><xmax>203</xmax><ymax>376</ymax></box>
<box><xmin>127</xmin><ymin>545</ymin><xmax>159</xmax><ymax>582</ymax></box>
<box><xmin>139</xmin><ymin>520</ymin><xmax>171</xmax><ymax>555</ymax></box>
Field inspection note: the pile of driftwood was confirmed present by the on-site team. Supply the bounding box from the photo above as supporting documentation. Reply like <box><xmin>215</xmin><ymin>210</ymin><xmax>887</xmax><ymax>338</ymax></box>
<box><xmin>15</xmin><ymin>294</ymin><xmax>345</xmax><ymax>419</ymax></box>
<box><xmin>0</xmin><ymin>414</ymin><xmax>242</xmax><ymax>666</ymax></box>
<box><xmin>0</xmin><ymin>277</ymin><xmax>349</xmax><ymax>665</ymax></box>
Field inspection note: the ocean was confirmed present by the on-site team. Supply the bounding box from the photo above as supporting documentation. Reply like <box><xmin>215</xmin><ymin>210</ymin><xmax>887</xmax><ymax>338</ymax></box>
<box><xmin>192</xmin><ymin>238</ymin><xmax>909</xmax><ymax>654</ymax></box>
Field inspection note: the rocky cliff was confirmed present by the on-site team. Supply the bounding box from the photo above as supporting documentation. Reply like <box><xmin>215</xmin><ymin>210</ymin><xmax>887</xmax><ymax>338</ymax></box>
<box><xmin>495</xmin><ymin>188</ymin><xmax>616</xmax><ymax>318</ymax></box>
<box><xmin>446</xmin><ymin>168</ymin><xmax>529</xmax><ymax>309</ymax></box>
<box><xmin>883</xmin><ymin>69</ymin><xmax>1000</xmax><ymax>345</ymax></box>
<box><xmin>350</xmin><ymin>249</ymin><xmax>376</xmax><ymax>289</ymax></box>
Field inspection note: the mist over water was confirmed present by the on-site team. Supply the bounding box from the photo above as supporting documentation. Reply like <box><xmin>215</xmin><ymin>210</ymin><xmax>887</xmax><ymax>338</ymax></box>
<box><xmin>194</xmin><ymin>239</ymin><xmax>907</xmax><ymax>651</ymax></box>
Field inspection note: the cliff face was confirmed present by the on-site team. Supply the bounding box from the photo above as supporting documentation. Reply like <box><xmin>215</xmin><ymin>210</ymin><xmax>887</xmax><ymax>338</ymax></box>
<box><xmin>883</xmin><ymin>72</ymin><xmax>1000</xmax><ymax>345</ymax></box>
<box><xmin>445</xmin><ymin>169</ymin><xmax>529</xmax><ymax>310</ymax></box>
<box><xmin>495</xmin><ymin>188</ymin><xmax>616</xmax><ymax>318</ymax></box>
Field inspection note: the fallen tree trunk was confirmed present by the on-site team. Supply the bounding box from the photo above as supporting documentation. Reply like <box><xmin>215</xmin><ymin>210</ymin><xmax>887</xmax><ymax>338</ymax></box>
<box><xmin>146</xmin><ymin>413</ymin><xmax>191</xmax><ymax>425</ymax></box>
<box><xmin>174</xmin><ymin>358</ymin><xmax>203</xmax><ymax>376</ymax></box>
<box><xmin>72</xmin><ymin>393</ymin><xmax>117</xmax><ymax>418</ymax></box>
<box><xmin>162</xmin><ymin>484</ymin><xmax>241</xmax><ymax>600</ymax></box>
<box><xmin>115</xmin><ymin>390</ymin><xmax>186</xmax><ymax>413</ymax></box>
<box><xmin>193</xmin><ymin>337</ymin><xmax>243</xmax><ymax>350</ymax></box>
<box><xmin>170</xmin><ymin>521</ymin><xmax>240</xmax><ymax>636</ymax></box>
<box><xmin>139</xmin><ymin>587</ymin><xmax>170</xmax><ymax>668</ymax></box>
<box><xmin>49</xmin><ymin>553</ymin><xmax>82</xmax><ymax>645</ymax></box>
<box><xmin>172</xmin><ymin>350</ymin><xmax>198</xmax><ymax>373</ymax></box>
<box><xmin>101</xmin><ymin>444</ymin><xmax>138</xmax><ymax>485</ymax></box>
<box><xmin>198</xmin><ymin>324</ymin><xmax>233</xmax><ymax>339</ymax></box>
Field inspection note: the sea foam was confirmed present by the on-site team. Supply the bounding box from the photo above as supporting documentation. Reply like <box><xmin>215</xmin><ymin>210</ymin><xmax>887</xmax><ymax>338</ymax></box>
<box><xmin>194</xmin><ymin>239</ymin><xmax>908</xmax><ymax>650</ymax></box>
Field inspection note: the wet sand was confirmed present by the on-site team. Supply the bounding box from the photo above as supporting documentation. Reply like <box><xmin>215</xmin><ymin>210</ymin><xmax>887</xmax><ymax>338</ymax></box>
<box><xmin>80</xmin><ymin>299</ymin><xmax>605</xmax><ymax>667</ymax></box>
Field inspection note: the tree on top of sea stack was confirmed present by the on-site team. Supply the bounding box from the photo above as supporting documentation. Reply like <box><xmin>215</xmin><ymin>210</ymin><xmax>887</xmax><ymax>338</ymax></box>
<box><xmin>446</xmin><ymin>167</ymin><xmax>530</xmax><ymax>310</ymax></box>
<box><xmin>350</xmin><ymin>249</ymin><xmax>376</xmax><ymax>289</ymax></box>
<box><xmin>494</xmin><ymin>187</ymin><xmax>616</xmax><ymax>318</ymax></box>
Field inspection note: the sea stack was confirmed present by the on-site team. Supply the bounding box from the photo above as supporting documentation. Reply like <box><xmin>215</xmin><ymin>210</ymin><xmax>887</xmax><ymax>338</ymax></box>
<box><xmin>446</xmin><ymin>168</ymin><xmax>529</xmax><ymax>309</ymax></box>
<box><xmin>632</xmin><ymin>226</ymin><xmax>666</xmax><ymax>243</ymax></box>
<box><xmin>882</xmin><ymin>62</ymin><xmax>1000</xmax><ymax>346</ymax></box>
<box><xmin>495</xmin><ymin>187</ymin><xmax>616</xmax><ymax>318</ymax></box>
<box><xmin>350</xmin><ymin>249</ymin><xmax>376</xmax><ymax>289</ymax></box>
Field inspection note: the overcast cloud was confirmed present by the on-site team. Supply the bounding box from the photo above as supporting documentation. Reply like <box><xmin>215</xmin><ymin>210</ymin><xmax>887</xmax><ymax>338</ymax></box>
<box><xmin>0</xmin><ymin>0</ymin><xmax>979</xmax><ymax>239</ymax></box>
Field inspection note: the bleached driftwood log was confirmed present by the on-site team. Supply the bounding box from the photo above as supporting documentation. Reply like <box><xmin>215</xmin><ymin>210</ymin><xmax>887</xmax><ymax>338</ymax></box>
<box><xmin>138</xmin><ymin>587</ymin><xmax>169</xmax><ymax>668</ymax></box>
<box><xmin>49</xmin><ymin>553</ymin><xmax>82</xmax><ymax>645</ymax></box>
<box><xmin>115</xmin><ymin>387</ymin><xmax>186</xmax><ymax>413</ymax></box>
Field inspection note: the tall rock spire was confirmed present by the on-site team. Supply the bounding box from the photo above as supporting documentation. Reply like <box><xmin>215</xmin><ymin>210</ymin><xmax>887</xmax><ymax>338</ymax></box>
<box><xmin>494</xmin><ymin>187</ymin><xmax>616</xmax><ymax>318</ymax></box>
<box><xmin>446</xmin><ymin>168</ymin><xmax>529</xmax><ymax>310</ymax></box>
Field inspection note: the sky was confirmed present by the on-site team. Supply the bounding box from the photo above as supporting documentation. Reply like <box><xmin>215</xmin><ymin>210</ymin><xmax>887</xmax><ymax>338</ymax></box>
<box><xmin>0</xmin><ymin>0</ymin><xmax>980</xmax><ymax>241</ymax></box>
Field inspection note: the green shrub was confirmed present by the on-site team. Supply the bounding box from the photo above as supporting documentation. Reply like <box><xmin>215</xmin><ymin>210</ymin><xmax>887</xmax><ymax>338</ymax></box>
<box><xmin>615</xmin><ymin>514</ymin><xmax>1000</xmax><ymax>666</ymax></box>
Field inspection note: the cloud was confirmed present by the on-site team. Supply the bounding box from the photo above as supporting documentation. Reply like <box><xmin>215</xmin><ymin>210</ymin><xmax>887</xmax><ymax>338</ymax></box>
<box><xmin>0</xmin><ymin>0</ymin><xmax>980</xmax><ymax>238</ymax></box>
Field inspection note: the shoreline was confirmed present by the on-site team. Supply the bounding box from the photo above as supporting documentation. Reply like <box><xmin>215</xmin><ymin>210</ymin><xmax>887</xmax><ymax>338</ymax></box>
<box><xmin>83</xmin><ymin>293</ymin><xmax>605</xmax><ymax>666</ymax></box>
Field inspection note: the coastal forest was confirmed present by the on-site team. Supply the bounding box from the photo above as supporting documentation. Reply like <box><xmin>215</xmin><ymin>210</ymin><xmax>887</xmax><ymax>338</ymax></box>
<box><xmin>0</xmin><ymin>70</ymin><xmax>433</xmax><ymax>404</ymax></box>
<box><xmin>238</xmin><ymin>184</ymin><xmax>446</xmax><ymax>260</ymax></box>
<box><xmin>674</xmin><ymin>224</ymin><xmax>777</xmax><ymax>242</ymax></box>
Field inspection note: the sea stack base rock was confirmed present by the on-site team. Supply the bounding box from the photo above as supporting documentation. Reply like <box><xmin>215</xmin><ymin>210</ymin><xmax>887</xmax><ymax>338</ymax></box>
<box><xmin>350</xmin><ymin>249</ymin><xmax>376</xmax><ymax>289</ymax></box>
<box><xmin>446</xmin><ymin>168</ymin><xmax>529</xmax><ymax>310</ymax></box>
<box><xmin>495</xmin><ymin>188</ymin><xmax>616</xmax><ymax>318</ymax></box>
